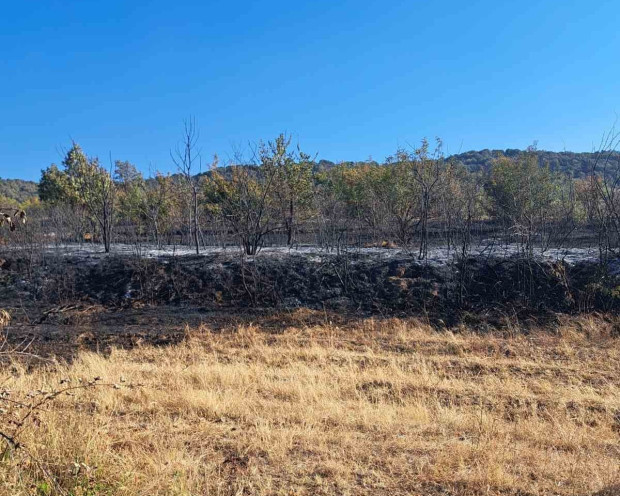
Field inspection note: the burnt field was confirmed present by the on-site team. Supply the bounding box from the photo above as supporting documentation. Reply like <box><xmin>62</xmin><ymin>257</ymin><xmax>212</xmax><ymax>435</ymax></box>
<box><xmin>1</xmin><ymin>246</ymin><xmax>620</xmax><ymax>496</ymax></box>
<box><xmin>1</xmin><ymin>246</ymin><xmax>619</xmax><ymax>358</ymax></box>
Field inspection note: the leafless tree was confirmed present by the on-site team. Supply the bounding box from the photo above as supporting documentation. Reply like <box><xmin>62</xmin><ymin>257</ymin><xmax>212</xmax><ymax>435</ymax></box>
<box><xmin>588</xmin><ymin>128</ymin><xmax>620</xmax><ymax>260</ymax></box>
<box><xmin>171</xmin><ymin>118</ymin><xmax>202</xmax><ymax>254</ymax></box>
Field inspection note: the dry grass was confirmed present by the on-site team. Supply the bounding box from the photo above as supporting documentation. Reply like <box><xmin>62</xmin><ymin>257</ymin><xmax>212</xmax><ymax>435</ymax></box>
<box><xmin>1</xmin><ymin>315</ymin><xmax>619</xmax><ymax>495</ymax></box>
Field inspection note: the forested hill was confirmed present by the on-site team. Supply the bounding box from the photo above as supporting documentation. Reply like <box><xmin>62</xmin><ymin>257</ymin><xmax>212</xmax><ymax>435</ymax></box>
<box><xmin>0</xmin><ymin>178</ymin><xmax>38</xmax><ymax>204</ymax></box>
<box><xmin>317</xmin><ymin>149</ymin><xmax>620</xmax><ymax>178</ymax></box>
<box><xmin>448</xmin><ymin>149</ymin><xmax>620</xmax><ymax>177</ymax></box>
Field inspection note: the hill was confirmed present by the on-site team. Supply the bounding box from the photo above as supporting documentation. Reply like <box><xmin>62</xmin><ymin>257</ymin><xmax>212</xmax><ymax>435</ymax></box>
<box><xmin>0</xmin><ymin>177</ymin><xmax>38</xmax><ymax>204</ymax></box>
<box><xmin>314</xmin><ymin>150</ymin><xmax>620</xmax><ymax>178</ymax></box>
<box><xmin>449</xmin><ymin>149</ymin><xmax>620</xmax><ymax>177</ymax></box>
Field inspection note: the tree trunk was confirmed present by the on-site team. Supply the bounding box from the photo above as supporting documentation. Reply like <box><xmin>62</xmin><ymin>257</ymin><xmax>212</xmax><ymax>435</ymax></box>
<box><xmin>153</xmin><ymin>219</ymin><xmax>160</xmax><ymax>249</ymax></box>
<box><xmin>192</xmin><ymin>187</ymin><xmax>199</xmax><ymax>255</ymax></box>
<box><xmin>419</xmin><ymin>192</ymin><xmax>429</xmax><ymax>260</ymax></box>
<box><xmin>287</xmin><ymin>199</ymin><xmax>294</xmax><ymax>246</ymax></box>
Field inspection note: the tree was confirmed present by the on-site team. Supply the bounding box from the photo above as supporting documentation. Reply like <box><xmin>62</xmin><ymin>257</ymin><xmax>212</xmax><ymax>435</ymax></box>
<box><xmin>115</xmin><ymin>161</ymin><xmax>147</xmax><ymax>244</ymax></box>
<box><xmin>39</xmin><ymin>164</ymin><xmax>74</xmax><ymax>204</ymax></box>
<box><xmin>39</xmin><ymin>143</ymin><xmax>116</xmax><ymax>252</ymax></box>
<box><xmin>325</xmin><ymin>163</ymin><xmax>390</xmax><ymax>246</ymax></box>
<box><xmin>382</xmin><ymin>156</ymin><xmax>420</xmax><ymax>247</ymax></box>
<box><xmin>587</xmin><ymin>129</ymin><xmax>620</xmax><ymax>259</ymax></box>
<box><xmin>114</xmin><ymin>162</ymin><xmax>175</xmax><ymax>248</ymax></box>
<box><xmin>436</xmin><ymin>163</ymin><xmax>484</xmax><ymax>257</ymax></box>
<box><xmin>485</xmin><ymin>147</ymin><xmax>560</xmax><ymax>256</ymax></box>
<box><xmin>171</xmin><ymin>118</ymin><xmax>202</xmax><ymax>254</ymax></box>
<box><xmin>204</xmin><ymin>138</ymin><xmax>285</xmax><ymax>255</ymax></box>
<box><xmin>76</xmin><ymin>157</ymin><xmax>116</xmax><ymax>253</ymax></box>
<box><xmin>143</xmin><ymin>173</ymin><xmax>174</xmax><ymax>248</ymax></box>
<box><xmin>393</xmin><ymin>138</ymin><xmax>446</xmax><ymax>259</ymax></box>
<box><xmin>312</xmin><ymin>167</ymin><xmax>353</xmax><ymax>252</ymax></box>
<box><xmin>263</xmin><ymin>134</ymin><xmax>314</xmax><ymax>245</ymax></box>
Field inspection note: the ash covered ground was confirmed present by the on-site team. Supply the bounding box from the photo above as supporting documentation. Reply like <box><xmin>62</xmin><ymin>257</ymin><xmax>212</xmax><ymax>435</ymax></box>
<box><xmin>1</xmin><ymin>242</ymin><xmax>619</xmax><ymax>358</ymax></box>
<box><xmin>28</xmin><ymin>241</ymin><xmax>613</xmax><ymax>267</ymax></box>
<box><xmin>2</xmin><ymin>242</ymin><xmax>619</xmax><ymax>316</ymax></box>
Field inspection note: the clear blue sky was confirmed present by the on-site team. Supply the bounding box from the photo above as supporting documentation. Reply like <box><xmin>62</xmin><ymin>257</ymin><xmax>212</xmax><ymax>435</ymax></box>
<box><xmin>1</xmin><ymin>0</ymin><xmax>619</xmax><ymax>181</ymax></box>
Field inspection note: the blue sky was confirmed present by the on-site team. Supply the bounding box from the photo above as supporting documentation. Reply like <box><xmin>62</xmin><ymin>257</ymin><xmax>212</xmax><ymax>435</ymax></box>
<box><xmin>1</xmin><ymin>0</ymin><xmax>619</xmax><ymax>180</ymax></box>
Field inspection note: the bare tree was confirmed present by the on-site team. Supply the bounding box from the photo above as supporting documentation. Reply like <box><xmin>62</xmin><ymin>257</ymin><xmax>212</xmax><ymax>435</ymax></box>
<box><xmin>588</xmin><ymin>128</ymin><xmax>620</xmax><ymax>260</ymax></box>
<box><xmin>171</xmin><ymin>118</ymin><xmax>202</xmax><ymax>255</ymax></box>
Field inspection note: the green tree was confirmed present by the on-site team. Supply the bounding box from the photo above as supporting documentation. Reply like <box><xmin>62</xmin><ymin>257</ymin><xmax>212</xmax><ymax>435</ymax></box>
<box><xmin>115</xmin><ymin>161</ymin><xmax>146</xmax><ymax>238</ymax></box>
<box><xmin>39</xmin><ymin>143</ymin><xmax>116</xmax><ymax>252</ymax></box>
<box><xmin>265</xmin><ymin>134</ymin><xmax>314</xmax><ymax>245</ymax></box>
<box><xmin>39</xmin><ymin>164</ymin><xmax>75</xmax><ymax>204</ymax></box>
<box><xmin>392</xmin><ymin>139</ymin><xmax>447</xmax><ymax>258</ymax></box>
<box><xmin>114</xmin><ymin>163</ymin><xmax>174</xmax><ymax>248</ymax></box>
<box><xmin>486</xmin><ymin>148</ymin><xmax>561</xmax><ymax>255</ymax></box>
<box><xmin>205</xmin><ymin>137</ymin><xmax>294</xmax><ymax>255</ymax></box>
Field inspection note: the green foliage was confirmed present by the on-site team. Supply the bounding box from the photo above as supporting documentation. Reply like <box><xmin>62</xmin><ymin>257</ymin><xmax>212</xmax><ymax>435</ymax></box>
<box><xmin>486</xmin><ymin>149</ymin><xmax>558</xmax><ymax>224</ymax></box>
<box><xmin>39</xmin><ymin>143</ymin><xmax>104</xmax><ymax>207</ymax></box>
<box><xmin>451</xmin><ymin>149</ymin><xmax>620</xmax><ymax>178</ymax></box>
<box><xmin>0</xmin><ymin>178</ymin><xmax>38</xmax><ymax>204</ymax></box>
<box><xmin>204</xmin><ymin>162</ymin><xmax>277</xmax><ymax>254</ymax></box>
<box><xmin>36</xmin><ymin>481</ymin><xmax>51</xmax><ymax>495</ymax></box>
<box><xmin>204</xmin><ymin>134</ymin><xmax>312</xmax><ymax>253</ymax></box>
<box><xmin>115</xmin><ymin>160</ymin><xmax>146</xmax><ymax>225</ymax></box>
<box><xmin>267</xmin><ymin>134</ymin><xmax>315</xmax><ymax>244</ymax></box>
<box><xmin>26</xmin><ymin>139</ymin><xmax>620</xmax><ymax>257</ymax></box>
<box><xmin>39</xmin><ymin>164</ymin><xmax>75</xmax><ymax>204</ymax></box>
<box><xmin>0</xmin><ymin>195</ymin><xmax>20</xmax><ymax>209</ymax></box>
<box><xmin>38</xmin><ymin>142</ymin><xmax>116</xmax><ymax>251</ymax></box>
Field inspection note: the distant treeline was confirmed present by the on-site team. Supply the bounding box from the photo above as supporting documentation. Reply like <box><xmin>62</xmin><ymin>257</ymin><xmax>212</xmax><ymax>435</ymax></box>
<box><xmin>2</xmin><ymin>149</ymin><xmax>618</xmax><ymax>205</ymax></box>
<box><xmin>2</xmin><ymin>127</ymin><xmax>620</xmax><ymax>260</ymax></box>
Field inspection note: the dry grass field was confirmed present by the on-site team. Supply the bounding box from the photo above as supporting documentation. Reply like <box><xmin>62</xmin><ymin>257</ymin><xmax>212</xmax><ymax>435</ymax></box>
<box><xmin>1</xmin><ymin>313</ymin><xmax>619</xmax><ymax>495</ymax></box>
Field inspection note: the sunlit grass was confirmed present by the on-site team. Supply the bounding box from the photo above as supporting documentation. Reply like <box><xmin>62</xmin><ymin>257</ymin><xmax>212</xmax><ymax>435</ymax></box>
<box><xmin>1</xmin><ymin>316</ymin><xmax>619</xmax><ymax>495</ymax></box>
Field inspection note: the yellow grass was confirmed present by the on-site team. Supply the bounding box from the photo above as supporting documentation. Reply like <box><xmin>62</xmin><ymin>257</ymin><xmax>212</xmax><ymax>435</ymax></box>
<box><xmin>1</xmin><ymin>316</ymin><xmax>619</xmax><ymax>495</ymax></box>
